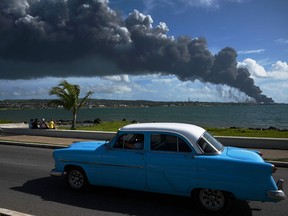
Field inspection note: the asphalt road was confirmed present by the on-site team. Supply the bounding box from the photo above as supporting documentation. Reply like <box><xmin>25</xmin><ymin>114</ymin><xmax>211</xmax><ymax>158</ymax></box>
<box><xmin>0</xmin><ymin>144</ymin><xmax>287</xmax><ymax>216</ymax></box>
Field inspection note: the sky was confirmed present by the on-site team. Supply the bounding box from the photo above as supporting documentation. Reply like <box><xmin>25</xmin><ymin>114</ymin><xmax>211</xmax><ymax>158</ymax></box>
<box><xmin>0</xmin><ymin>0</ymin><xmax>287</xmax><ymax>103</ymax></box>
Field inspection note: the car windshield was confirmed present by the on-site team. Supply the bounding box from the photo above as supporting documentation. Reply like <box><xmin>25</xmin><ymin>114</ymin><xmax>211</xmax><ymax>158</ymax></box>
<box><xmin>197</xmin><ymin>132</ymin><xmax>224</xmax><ymax>154</ymax></box>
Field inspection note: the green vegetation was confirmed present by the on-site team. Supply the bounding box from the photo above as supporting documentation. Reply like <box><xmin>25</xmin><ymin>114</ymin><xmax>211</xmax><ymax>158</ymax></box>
<box><xmin>1</xmin><ymin>118</ymin><xmax>287</xmax><ymax>138</ymax></box>
<box><xmin>49</xmin><ymin>80</ymin><xmax>93</xmax><ymax>130</ymax></box>
<box><xmin>207</xmin><ymin>127</ymin><xmax>288</xmax><ymax>138</ymax></box>
<box><xmin>73</xmin><ymin>121</ymin><xmax>288</xmax><ymax>138</ymax></box>
<box><xmin>0</xmin><ymin>120</ymin><xmax>14</xmax><ymax>124</ymax></box>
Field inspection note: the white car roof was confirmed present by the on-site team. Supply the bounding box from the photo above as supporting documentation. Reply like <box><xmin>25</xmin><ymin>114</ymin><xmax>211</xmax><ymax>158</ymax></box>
<box><xmin>119</xmin><ymin>123</ymin><xmax>206</xmax><ymax>145</ymax></box>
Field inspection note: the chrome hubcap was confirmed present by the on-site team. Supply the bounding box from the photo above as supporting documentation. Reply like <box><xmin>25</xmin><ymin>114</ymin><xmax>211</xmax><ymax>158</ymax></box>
<box><xmin>68</xmin><ymin>170</ymin><xmax>84</xmax><ymax>189</ymax></box>
<box><xmin>199</xmin><ymin>189</ymin><xmax>225</xmax><ymax>211</ymax></box>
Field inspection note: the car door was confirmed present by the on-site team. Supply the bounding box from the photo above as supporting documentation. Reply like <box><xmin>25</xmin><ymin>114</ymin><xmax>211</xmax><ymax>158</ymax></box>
<box><xmin>146</xmin><ymin>133</ymin><xmax>198</xmax><ymax>196</ymax></box>
<box><xmin>100</xmin><ymin>133</ymin><xmax>146</xmax><ymax>190</ymax></box>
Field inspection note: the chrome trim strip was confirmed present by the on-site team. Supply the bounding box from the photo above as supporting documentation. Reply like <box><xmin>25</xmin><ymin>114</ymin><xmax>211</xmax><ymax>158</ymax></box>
<box><xmin>267</xmin><ymin>178</ymin><xmax>286</xmax><ymax>201</ymax></box>
<box><xmin>277</xmin><ymin>179</ymin><xmax>284</xmax><ymax>190</ymax></box>
<box><xmin>101</xmin><ymin>163</ymin><xmax>144</xmax><ymax>169</ymax></box>
<box><xmin>50</xmin><ymin>169</ymin><xmax>63</xmax><ymax>177</ymax></box>
<box><xmin>267</xmin><ymin>190</ymin><xmax>286</xmax><ymax>201</ymax></box>
<box><xmin>59</xmin><ymin>159</ymin><xmax>144</xmax><ymax>169</ymax></box>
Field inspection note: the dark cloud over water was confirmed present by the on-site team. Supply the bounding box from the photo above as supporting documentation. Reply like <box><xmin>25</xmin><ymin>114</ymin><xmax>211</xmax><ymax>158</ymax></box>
<box><xmin>0</xmin><ymin>0</ymin><xmax>273</xmax><ymax>103</ymax></box>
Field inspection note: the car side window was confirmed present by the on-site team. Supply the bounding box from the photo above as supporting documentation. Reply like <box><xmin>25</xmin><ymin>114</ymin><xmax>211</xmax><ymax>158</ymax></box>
<box><xmin>150</xmin><ymin>134</ymin><xmax>191</xmax><ymax>152</ymax></box>
<box><xmin>113</xmin><ymin>134</ymin><xmax>144</xmax><ymax>150</ymax></box>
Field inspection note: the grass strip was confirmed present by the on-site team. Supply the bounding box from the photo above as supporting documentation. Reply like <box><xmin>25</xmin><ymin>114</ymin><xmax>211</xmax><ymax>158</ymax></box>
<box><xmin>73</xmin><ymin>121</ymin><xmax>288</xmax><ymax>138</ymax></box>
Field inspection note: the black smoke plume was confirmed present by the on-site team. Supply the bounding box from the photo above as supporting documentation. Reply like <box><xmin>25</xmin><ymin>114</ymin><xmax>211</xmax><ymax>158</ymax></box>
<box><xmin>0</xmin><ymin>0</ymin><xmax>273</xmax><ymax>103</ymax></box>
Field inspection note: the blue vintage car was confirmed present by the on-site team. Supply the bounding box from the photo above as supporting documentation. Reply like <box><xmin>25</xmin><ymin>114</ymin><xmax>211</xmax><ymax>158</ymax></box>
<box><xmin>51</xmin><ymin>123</ymin><xmax>286</xmax><ymax>212</ymax></box>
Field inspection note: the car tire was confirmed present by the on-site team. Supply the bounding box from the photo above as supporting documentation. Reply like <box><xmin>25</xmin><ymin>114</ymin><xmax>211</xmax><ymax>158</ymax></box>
<box><xmin>66</xmin><ymin>167</ymin><xmax>88</xmax><ymax>191</ymax></box>
<box><xmin>194</xmin><ymin>188</ymin><xmax>230</xmax><ymax>213</ymax></box>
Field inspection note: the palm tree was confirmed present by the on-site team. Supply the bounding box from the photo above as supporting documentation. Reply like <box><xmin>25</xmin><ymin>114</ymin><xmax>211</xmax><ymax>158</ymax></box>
<box><xmin>49</xmin><ymin>80</ymin><xmax>93</xmax><ymax>130</ymax></box>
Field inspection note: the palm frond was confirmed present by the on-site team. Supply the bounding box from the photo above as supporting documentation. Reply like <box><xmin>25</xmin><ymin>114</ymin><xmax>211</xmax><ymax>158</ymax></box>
<box><xmin>77</xmin><ymin>91</ymin><xmax>94</xmax><ymax>110</ymax></box>
<box><xmin>49</xmin><ymin>80</ymin><xmax>94</xmax><ymax>129</ymax></box>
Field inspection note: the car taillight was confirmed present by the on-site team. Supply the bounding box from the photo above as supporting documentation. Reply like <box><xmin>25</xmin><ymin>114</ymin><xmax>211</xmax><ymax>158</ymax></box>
<box><xmin>272</xmin><ymin>164</ymin><xmax>277</xmax><ymax>173</ymax></box>
<box><xmin>255</xmin><ymin>150</ymin><xmax>263</xmax><ymax>157</ymax></box>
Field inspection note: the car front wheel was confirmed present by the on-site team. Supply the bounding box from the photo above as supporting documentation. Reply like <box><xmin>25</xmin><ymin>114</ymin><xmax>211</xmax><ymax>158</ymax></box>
<box><xmin>66</xmin><ymin>167</ymin><xmax>88</xmax><ymax>191</ymax></box>
<box><xmin>195</xmin><ymin>188</ymin><xmax>230</xmax><ymax>213</ymax></box>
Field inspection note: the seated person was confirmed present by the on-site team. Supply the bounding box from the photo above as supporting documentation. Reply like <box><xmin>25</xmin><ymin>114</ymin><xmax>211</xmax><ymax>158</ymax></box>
<box><xmin>32</xmin><ymin>119</ymin><xmax>39</xmax><ymax>129</ymax></box>
<box><xmin>29</xmin><ymin>119</ymin><xmax>34</xmax><ymax>129</ymax></box>
<box><xmin>48</xmin><ymin>119</ymin><xmax>56</xmax><ymax>129</ymax></box>
<box><xmin>40</xmin><ymin>119</ymin><xmax>48</xmax><ymax>129</ymax></box>
<box><xmin>124</xmin><ymin>134</ymin><xmax>144</xmax><ymax>150</ymax></box>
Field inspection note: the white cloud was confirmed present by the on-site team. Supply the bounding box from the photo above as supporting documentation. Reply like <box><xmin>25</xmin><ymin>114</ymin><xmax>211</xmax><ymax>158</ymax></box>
<box><xmin>271</xmin><ymin>61</ymin><xmax>288</xmax><ymax>72</ymax></box>
<box><xmin>237</xmin><ymin>58</ymin><xmax>267</xmax><ymax>78</ymax></box>
<box><xmin>151</xmin><ymin>75</ymin><xmax>176</xmax><ymax>84</ymax></box>
<box><xmin>143</xmin><ymin>0</ymin><xmax>247</xmax><ymax>13</ymax></box>
<box><xmin>238</xmin><ymin>49</ymin><xmax>265</xmax><ymax>55</ymax></box>
<box><xmin>0</xmin><ymin>78</ymin><xmax>57</xmax><ymax>99</ymax></box>
<box><xmin>238</xmin><ymin>59</ymin><xmax>288</xmax><ymax>80</ymax></box>
<box><xmin>129</xmin><ymin>75</ymin><xmax>252</xmax><ymax>102</ymax></box>
<box><xmin>259</xmin><ymin>81</ymin><xmax>288</xmax><ymax>103</ymax></box>
<box><xmin>102</xmin><ymin>75</ymin><xmax>130</xmax><ymax>82</ymax></box>
<box><xmin>143</xmin><ymin>0</ymin><xmax>158</xmax><ymax>14</ymax></box>
<box><xmin>275</xmin><ymin>38</ymin><xmax>288</xmax><ymax>45</ymax></box>
<box><xmin>269</xmin><ymin>61</ymin><xmax>288</xmax><ymax>80</ymax></box>
<box><xmin>91</xmin><ymin>84</ymin><xmax>131</xmax><ymax>94</ymax></box>
<box><xmin>179</xmin><ymin>0</ymin><xmax>219</xmax><ymax>8</ymax></box>
<box><xmin>238</xmin><ymin>59</ymin><xmax>288</xmax><ymax>103</ymax></box>
<box><xmin>178</xmin><ymin>0</ymin><xmax>248</xmax><ymax>9</ymax></box>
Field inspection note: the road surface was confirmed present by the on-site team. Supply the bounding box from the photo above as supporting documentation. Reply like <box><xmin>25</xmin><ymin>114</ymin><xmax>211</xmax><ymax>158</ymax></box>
<box><xmin>0</xmin><ymin>144</ymin><xmax>287</xmax><ymax>216</ymax></box>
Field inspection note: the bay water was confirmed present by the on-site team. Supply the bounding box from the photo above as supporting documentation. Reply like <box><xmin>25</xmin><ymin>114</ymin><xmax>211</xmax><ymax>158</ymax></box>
<box><xmin>0</xmin><ymin>104</ymin><xmax>287</xmax><ymax>129</ymax></box>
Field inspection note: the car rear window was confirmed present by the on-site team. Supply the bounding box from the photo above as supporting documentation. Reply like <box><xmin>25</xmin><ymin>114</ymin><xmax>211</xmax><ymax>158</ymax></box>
<box><xmin>197</xmin><ymin>132</ymin><xmax>224</xmax><ymax>154</ymax></box>
<box><xmin>150</xmin><ymin>134</ymin><xmax>192</xmax><ymax>152</ymax></box>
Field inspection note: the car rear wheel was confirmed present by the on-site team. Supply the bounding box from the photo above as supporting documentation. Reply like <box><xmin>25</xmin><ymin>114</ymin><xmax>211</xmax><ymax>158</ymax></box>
<box><xmin>195</xmin><ymin>188</ymin><xmax>230</xmax><ymax>213</ymax></box>
<box><xmin>66</xmin><ymin>167</ymin><xmax>87</xmax><ymax>191</ymax></box>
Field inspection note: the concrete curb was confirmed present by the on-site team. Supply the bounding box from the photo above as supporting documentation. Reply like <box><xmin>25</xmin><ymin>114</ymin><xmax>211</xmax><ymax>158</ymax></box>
<box><xmin>0</xmin><ymin>140</ymin><xmax>66</xmax><ymax>149</ymax></box>
<box><xmin>0</xmin><ymin>208</ymin><xmax>33</xmax><ymax>216</ymax></box>
<box><xmin>2</xmin><ymin>128</ymin><xmax>115</xmax><ymax>141</ymax></box>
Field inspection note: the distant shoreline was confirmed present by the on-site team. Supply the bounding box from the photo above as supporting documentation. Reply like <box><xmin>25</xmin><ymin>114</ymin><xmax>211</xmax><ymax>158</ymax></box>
<box><xmin>1</xmin><ymin>104</ymin><xmax>287</xmax><ymax>130</ymax></box>
<box><xmin>0</xmin><ymin>98</ymin><xmax>285</xmax><ymax>111</ymax></box>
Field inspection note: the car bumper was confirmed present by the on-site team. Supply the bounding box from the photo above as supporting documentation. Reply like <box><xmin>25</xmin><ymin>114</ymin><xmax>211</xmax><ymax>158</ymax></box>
<box><xmin>267</xmin><ymin>179</ymin><xmax>286</xmax><ymax>201</ymax></box>
<box><xmin>50</xmin><ymin>168</ymin><xmax>63</xmax><ymax>177</ymax></box>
